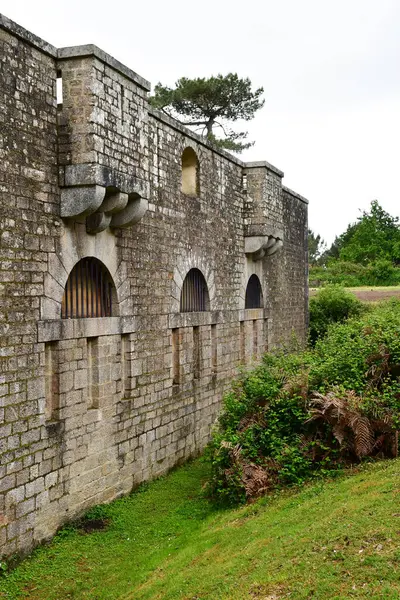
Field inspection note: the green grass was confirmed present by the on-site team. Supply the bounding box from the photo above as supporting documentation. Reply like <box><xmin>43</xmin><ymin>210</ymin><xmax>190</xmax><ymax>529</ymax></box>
<box><xmin>1</xmin><ymin>458</ymin><xmax>400</xmax><ymax>599</ymax></box>
<box><xmin>309</xmin><ymin>286</ymin><xmax>400</xmax><ymax>292</ymax></box>
<box><xmin>344</xmin><ymin>286</ymin><xmax>400</xmax><ymax>292</ymax></box>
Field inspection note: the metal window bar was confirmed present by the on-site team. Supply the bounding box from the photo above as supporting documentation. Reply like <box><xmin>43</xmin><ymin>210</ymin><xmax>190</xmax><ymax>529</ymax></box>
<box><xmin>180</xmin><ymin>268</ymin><xmax>209</xmax><ymax>313</ymax></box>
<box><xmin>61</xmin><ymin>258</ymin><xmax>113</xmax><ymax>319</ymax></box>
<box><xmin>245</xmin><ymin>275</ymin><xmax>263</xmax><ymax>309</ymax></box>
<box><xmin>193</xmin><ymin>326</ymin><xmax>200</xmax><ymax>379</ymax></box>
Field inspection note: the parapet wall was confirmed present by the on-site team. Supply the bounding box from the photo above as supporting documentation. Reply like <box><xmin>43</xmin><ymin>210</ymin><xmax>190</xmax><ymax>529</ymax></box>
<box><xmin>0</xmin><ymin>13</ymin><xmax>308</xmax><ymax>559</ymax></box>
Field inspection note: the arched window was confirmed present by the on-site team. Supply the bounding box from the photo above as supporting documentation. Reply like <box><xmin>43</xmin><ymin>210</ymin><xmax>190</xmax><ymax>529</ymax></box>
<box><xmin>245</xmin><ymin>275</ymin><xmax>263</xmax><ymax>309</ymax></box>
<box><xmin>180</xmin><ymin>268</ymin><xmax>209</xmax><ymax>312</ymax></box>
<box><xmin>181</xmin><ymin>147</ymin><xmax>199</xmax><ymax>196</ymax></box>
<box><xmin>61</xmin><ymin>257</ymin><xmax>116</xmax><ymax>319</ymax></box>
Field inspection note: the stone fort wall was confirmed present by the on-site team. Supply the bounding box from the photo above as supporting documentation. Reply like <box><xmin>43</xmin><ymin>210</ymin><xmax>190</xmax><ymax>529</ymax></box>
<box><xmin>0</xmin><ymin>13</ymin><xmax>308</xmax><ymax>558</ymax></box>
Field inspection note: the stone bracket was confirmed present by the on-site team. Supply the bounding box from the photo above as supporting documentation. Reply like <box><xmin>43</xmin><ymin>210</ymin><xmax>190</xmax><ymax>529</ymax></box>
<box><xmin>59</xmin><ymin>164</ymin><xmax>149</xmax><ymax>234</ymax></box>
<box><xmin>110</xmin><ymin>194</ymin><xmax>148</xmax><ymax>229</ymax></box>
<box><xmin>61</xmin><ymin>185</ymin><xmax>106</xmax><ymax>219</ymax></box>
<box><xmin>245</xmin><ymin>233</ymin><xmax>284</xmax><ymax>261</ymax></box>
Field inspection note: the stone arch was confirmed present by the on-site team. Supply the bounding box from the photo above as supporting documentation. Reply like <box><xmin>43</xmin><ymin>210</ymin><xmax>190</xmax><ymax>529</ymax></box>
<box><xmin>239</xmin><ymin>259</ymin><xmax>266</xmax><ymax>310</ymax></box>
<box><xmin>181</xmin><ymin>147</ymin><xmax>200</xmax><ymax>196</ymax></box>
<box><xmin>61</xmin><ymin>257</ymin><xmax>118</xmax><ymax>318</ymax></box>
<box><xmin>180</xmin><ymin>268</ymin><xmax>210</xmax><ymax>312</ymax></box>
<box><xmin>171</xmin><ymin>253</ymin><xmax>215</xmax><ymax>313</ymax></box>
<box><xmin>245</xmin><ymin>274</ymin><xmax>264</xmax><ymax>309</ymax></box>
<box><xmin>42</xmin><ymin>223</ymin><xmax>131</xmax><ymax>319</ymax></box>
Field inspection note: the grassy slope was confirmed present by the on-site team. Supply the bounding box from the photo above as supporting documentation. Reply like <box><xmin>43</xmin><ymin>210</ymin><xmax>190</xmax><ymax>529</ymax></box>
<box><xmin>309</xmin><ymin>286</ymin><xmax>400</xmax><ymax>293</ymax></box>
<box><xmin>309</xmin><ymin>287</ymin><xmax>400</xmax><ymax>291</ymax></box>
<box><xmin>344</xmin><ymin>286</ymin><xmax>400</xmax><ymax>291</ymax></box>
<box><xmin>1</xmin><ymin>459</ymin><xmax>400</xmax><ymax>600</ymax></box>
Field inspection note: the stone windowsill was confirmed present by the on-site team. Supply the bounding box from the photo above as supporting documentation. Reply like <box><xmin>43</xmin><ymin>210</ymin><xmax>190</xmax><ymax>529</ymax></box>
<box><xmin>38</xmin><ymin>310</ymin><xmax>270</xmax><ymax>341</ymax></box>
<box><xmin>238</xmin><ymin>308</ymin><xmax>267</xmax><ymax>322</ymax></box>
<box><xmin>168</xmin><ymin>308</ymin><xmax>269</xmax><ymax>329</ymax></box>
<box><xmin>37</xmin><ymin>316</ymin><xmax>136</xmax><ymax>343</ymax></box>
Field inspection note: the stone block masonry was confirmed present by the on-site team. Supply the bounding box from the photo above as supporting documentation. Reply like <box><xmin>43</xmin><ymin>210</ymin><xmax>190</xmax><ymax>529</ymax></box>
<box><xmin>0</xmin><ymin>12</ymin><xmax>309</xmax><ymax>558</ymax></box>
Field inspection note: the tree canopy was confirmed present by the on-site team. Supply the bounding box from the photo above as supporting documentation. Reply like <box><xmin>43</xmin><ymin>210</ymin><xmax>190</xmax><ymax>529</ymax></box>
<box><xmin>308</xmin><ymin>229</ymin><xmax>326</xmax><ymax>266</ymax></box>
<box><xmin>323</xmin><ymin>200</ymin><xmax>400</xmax><ymax>266</ymax></box>
<box><xmin>150</xmin><ymin>74</ymin><xmax>265</xmax><ymax>153</ymax></box>
<box><xmin>310</xmin><ymin>201</ymin><xmax>400</xmax><ymax>286</ymax></box>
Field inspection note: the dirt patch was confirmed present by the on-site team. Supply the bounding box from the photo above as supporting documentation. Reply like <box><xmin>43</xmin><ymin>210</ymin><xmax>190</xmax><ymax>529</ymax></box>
<box><xmin>351</xmin><ymin>289</ymin><xmax>400</xmax><ymax>302</ymax></box>
<box><xmin>309</xmin><ymin>288</ymin><xmax>400</xmax><ymax>302</ymax></box>
<box><xmin>79</xmin><ymin>518</ymin><xmax>110</xmax><ymax>534</ymax></box>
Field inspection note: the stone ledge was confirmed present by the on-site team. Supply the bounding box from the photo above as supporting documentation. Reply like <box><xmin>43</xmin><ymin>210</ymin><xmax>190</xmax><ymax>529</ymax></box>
<box><xmin>168</xmin><ymin>309</ymin><xmax>269</xmax><ymax>329</ymax></box>
<box><xmin>38</xmin><ymin>316</ymin><xmax>136</xmax><ymax>342</ymax></box>
<box><xmin>60</xmin><ymin>164</ymin><xmax>149</xmax><ymax>198</ymax></box>
<box><xmin>57</xmin><ymin>44</ymin><xmax>150</xmax><ymax>91</ymax></box>
<box><xmin>0</xmin><ymin>12</ymin><xmax>57</xmax><ymax>57</ymax></box>
<box><xmin>238</xmin><ymin>309</ymin><xmax>268</xmax><ymax>322</ymax></box>
<box><xmin>282</xmin><ymin>185</ymin><xmax>309</xmax><ymax>205</ymax></box>
<box><xmin>244</xmin><ymin>161</ymin><xmax>284</xmax><ymax>178</ymax></box>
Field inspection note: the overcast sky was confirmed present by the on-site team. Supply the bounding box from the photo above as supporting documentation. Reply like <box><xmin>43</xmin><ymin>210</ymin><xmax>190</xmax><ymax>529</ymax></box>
<box><xmin>2</xmin><ymin>0</ymin><xmax>399</xmax><ymax>244</ymax></box>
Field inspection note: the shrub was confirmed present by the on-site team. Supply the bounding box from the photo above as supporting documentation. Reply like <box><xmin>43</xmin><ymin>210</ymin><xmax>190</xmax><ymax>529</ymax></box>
<box><xmin>309</xmin><ymin>284</ymin><xmax>364</xmax><ymax>345</ymax></box>
<box><xmin>205</xmin><ymin>300</ymin><xmax>400</xmax><ymax>505</ymax></box>
<box><xmin>309</xmin><ymin>261</ymin><xmax>400</xmax><ymax>287</ymax></box>
<box><xmin>369</xmin><ymin>259</ymin><xmax>399</xmax><ymax>285</ymax></box>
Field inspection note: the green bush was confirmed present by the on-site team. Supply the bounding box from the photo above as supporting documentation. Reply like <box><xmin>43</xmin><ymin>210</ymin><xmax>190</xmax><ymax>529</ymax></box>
<box><xmin>310</xmin><ymin>299</ymin><xmax>400</xmax><ymax>397</ymax></box>
<box><xmin>309</xmin><ymin>284</ymin><xmax>364</xmax><ymax>345</ymax></box>
<box><xmin>205</xmin><ymin>300</ymin><xmax>400</xmax><ymax>505</ymax></box>
<box><xmin>369</xmin><ymin>259</ymin><xmax>399</xmax><ymax>285</ymax></box>
<box><xmin>309</xmin><ymin>261</ymin><xmax>400</xmax><ymax>287</ymax></box>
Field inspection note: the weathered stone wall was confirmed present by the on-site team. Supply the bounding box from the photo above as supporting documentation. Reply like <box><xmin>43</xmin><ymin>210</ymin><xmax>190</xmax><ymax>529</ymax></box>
<box><xmin>0</xmin><ymin>13</ymin><xmax>308</xmax><ymax>559</ymax></box>
<box><xmin>0</xmin><ymin>17</ymin><xmax>60</xmax><ymax>555</ymax></box>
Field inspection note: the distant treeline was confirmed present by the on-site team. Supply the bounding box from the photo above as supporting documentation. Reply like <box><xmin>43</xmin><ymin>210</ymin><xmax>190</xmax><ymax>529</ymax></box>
<box><xmin>309</xmin><ymin>200</ymin><xmax>400</xmax><ymax>286</ymax></box>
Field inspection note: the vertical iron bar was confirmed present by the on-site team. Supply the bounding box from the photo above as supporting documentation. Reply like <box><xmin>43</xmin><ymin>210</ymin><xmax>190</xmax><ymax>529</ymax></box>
<box><xmin>100</xmin><ymin>265</ymin><xmax>104</xmax><ymax>317</ymax></box>
<box><xmin>180</xmin><ymin>269</ymin><xmax>210</xmax><ymax>313</ymax></box>
<box><xmin>193</xmin><ymin>274</ymin><xmax>195</xmax><ymax>311</ymax></box>
<box><xmin>80</xmin><ymin>260</ymin><xmax>84</xmax><ymax>317</ymax></box>
<box><xmin>75</xmin><ymin>259</ymin><xmax>79</xmax><ymax>317</ymax></box>
<box><xmin>70</xmin><ymin>268</ymin><xmax>73</xmax><ymax>317</ymax></box>
<box><xmin>95</xmin><ymin>261</ymin><xmax>100</xmax><ymax>317</ymax></box>
<box><xmin>91</xmin><ymin>259</ymin><xmax>94</xmax><ymax>317</ymax></box>
<box><xmin>86</xmin><ymin>259</ymin><xmax>89</xmax><ymax>317</ymax></box>
<box><xmin>64</xmin><ymin>278</ymin><xmax>68</xmax><ymax>318</ymax></box>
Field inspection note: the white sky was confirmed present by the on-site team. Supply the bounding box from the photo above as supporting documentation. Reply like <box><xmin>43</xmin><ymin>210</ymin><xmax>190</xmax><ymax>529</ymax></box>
<box><xmin>2</xmin><ymin>0</ymin><xmax>399</xmax><ymax>244</ymax></box>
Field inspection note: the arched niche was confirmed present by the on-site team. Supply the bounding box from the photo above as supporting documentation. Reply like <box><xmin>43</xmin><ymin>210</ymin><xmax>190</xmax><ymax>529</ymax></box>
<box><xmin>41</xmin><ymin>223</ymin><xmax>132</xmax><ymax>320</ymax></box>
<box><xmin>245</xmin><ymin>274</ymin><xmax>263</xmax><ymax>309</ymax></box>
<box><xmin>181</xmin><ymin>147</ymin><xmax>200</xmax><ymax>196</ymax></box>
<box><xmin>61</xmin><ymin>257</ymin><xmax>118</xmax><ymax>319</ymax></box>
<box><xmin>180</xmin><ymin>268</ymin><xmax>210</xmax><ymax>312</ymax></box>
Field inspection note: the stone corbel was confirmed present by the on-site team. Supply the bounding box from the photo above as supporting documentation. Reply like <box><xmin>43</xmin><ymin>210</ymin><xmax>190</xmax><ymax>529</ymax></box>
<box><xmin>61</xmin><ymin>185</ymin><xmax>106</xmax><ymax>219</ymax></box>
<box><xmin>86</xmin><ymin>190</ymin><xmax>129</xmax><ymax>234</ymax></box>
<box><xmin>110</xmin><ymin>193</ymin><xmax>148</xmax><ymax>229</ymax></box>
<box><xmin>245</xmin><ymin>233</ymin><xmax>284</xmax><ymax>261</ymax></box>
<box><xmin>59</xmin><ymin>164</ymin><xmax>149</xmax><ymax>234</ymax></box>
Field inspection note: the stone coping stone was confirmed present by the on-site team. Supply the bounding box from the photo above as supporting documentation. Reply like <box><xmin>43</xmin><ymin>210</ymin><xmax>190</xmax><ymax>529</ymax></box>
<box><xmin>282</xmin><ymin>185</ymin><xmax>309</xmax><ymax>205</ymax></box>
<box><xmin>244</xmin><ymin>161</ymin><xmax>284</xmax><ymax>178</ymax></box>
<box><xmin>0</xmin><ymin>12</ymin><xmax>57</xmax><ymax>57</ymax></box>
<box><xmin>58</xmin><ymin>45</ymin><xmax>151</xmax><ymax>91</ymax></box>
